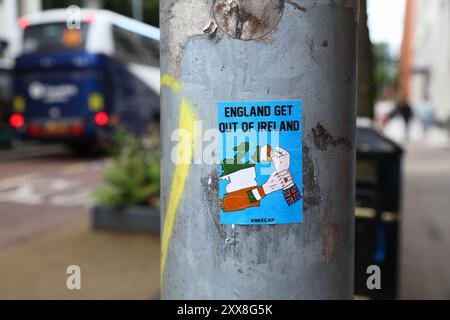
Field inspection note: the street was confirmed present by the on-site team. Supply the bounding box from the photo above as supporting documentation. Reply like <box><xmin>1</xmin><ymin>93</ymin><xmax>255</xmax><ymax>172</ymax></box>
<box><xmin>400</xmin><ymin>144</ymin><xmax>450</xmax><ymax>299</ymax></box>
<box><xmin>0</xmin><ymin>144</ymin><xmax>103</xmax><ymax>249</ymax></box>
<box><xmin>0</xmin><ymin>144</ymin><xmax>160</xmax><ymax>299</ymax></box>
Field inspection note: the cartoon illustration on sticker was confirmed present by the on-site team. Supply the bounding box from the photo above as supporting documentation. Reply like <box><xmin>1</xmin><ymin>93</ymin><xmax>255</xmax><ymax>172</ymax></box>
<box><xmin>218</xmin><ymin>100</ymin><xmax>303</xmax><ymax>225</ymax></box>
<box><xmin>220</xmin><ymin>144</ymin><xmax>301</xmax><ymax>212</ymax></box>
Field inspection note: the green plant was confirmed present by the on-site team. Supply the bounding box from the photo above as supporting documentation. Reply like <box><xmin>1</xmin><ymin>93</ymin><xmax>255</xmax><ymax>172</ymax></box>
<box><xmin>94</xmin><ymin>131</ymin><xmax>160</xmax><ymax>207</ymax></box>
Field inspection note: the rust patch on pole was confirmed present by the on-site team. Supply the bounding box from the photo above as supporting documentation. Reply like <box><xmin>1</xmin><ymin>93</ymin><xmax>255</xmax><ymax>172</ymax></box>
<box><xmin>213</xmin><ymin>0</ymin><xmax>285</xmax><ymax>40</ymax></box>
<box><xmin>321</xmin><ymin>224</ymin><xmax>341</xmax><ymax>263</ymax></box>
<box><xmin>285</xmin><ymin>0</ymin><xmax>306</xmax><ymax>12</ymax></box>
<box><xmin>311</xmin><ymin>123</ymin><xmax>352</xmax><ymax>151</ymax></box>
<box><xmin>302</xmin><ymin>145</ymin><xmax>321</xmax><ymax>210</ymax></box>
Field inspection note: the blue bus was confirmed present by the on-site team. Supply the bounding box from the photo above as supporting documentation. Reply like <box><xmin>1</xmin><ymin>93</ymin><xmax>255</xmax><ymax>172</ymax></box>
<box><xmin>0</xmin><ymin>58</ymin><xmax>13</xmax><ymax>148</ymax></box>
<box><xmin>11</xmin><ymin>9</ymin><xmax>160</xmax><ymax>150</ymax></box>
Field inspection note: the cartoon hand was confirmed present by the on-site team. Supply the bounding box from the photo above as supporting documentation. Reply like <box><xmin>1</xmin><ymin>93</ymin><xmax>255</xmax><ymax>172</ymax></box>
<box><xmin>271</xmin><ymin>147</ymin><xmax>291</xmax><ymax>173</ymax></box>
<box><xmin>263</xmin><ymin>171</ymin><xmax>293</xmax><ymax>195</ymax></box>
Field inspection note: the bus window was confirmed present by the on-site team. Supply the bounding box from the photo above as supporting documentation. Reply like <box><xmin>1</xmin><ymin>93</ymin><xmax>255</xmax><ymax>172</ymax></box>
<box><xmin>113</xmin><ymin>26</ymin><xmax>159</xmax><ymax>67</ymax></box>
<box><xmin>23</xmin><ymin>23</ymin><xmax>88</xmax><ymax>55</ymax></box>
<box><xmin>143</xmin><ymin>38</ymin><xmax>160</xmax><ymax>64</ymax></box>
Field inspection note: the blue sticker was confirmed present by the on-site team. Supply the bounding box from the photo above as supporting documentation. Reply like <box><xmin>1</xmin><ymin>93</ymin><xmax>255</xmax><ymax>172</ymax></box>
<box><xmin>218</xmin><ymin>100</ymin><xmax>303</xmax><ymax>225</ymax></box>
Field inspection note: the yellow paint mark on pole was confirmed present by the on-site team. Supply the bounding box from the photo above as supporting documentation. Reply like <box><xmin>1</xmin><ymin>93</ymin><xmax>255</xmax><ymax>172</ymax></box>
<box><xmin>161</xmin><ymin>75</ymin><xmax>182</xmax><ymax>93</ymax></box>
<box><xmin>160</xmin><ymin>92</ymin><xmax>197</xmax><ymax>285</ymax></box>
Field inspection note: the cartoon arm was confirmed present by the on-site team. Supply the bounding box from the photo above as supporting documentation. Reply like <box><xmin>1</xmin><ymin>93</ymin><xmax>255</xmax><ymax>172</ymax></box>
<box><xmin>220</xmin><ymin>171</ymin><xmax>293</xmax><ymax>212</ymax></box>
<box><xmin>271</xmin><ymin>147</ymin><xmax>302</xmax><ymax>206</ymax></box>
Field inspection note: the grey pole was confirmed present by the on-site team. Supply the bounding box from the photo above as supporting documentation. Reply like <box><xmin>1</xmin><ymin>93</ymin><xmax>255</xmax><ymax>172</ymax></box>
<box><xmin>132</xmin><ymin>0</ymin><xmax>144</xmax><ymax>21</ymax></box>
<box><xmin>161</xmin><ymin>0</ymin><xmax>358</xmax><ymax>300</ymax></box>
<box><xmin>83</xmin><ymin>0</ymin><xmax>103</xmax><ymax>9</ymax></box>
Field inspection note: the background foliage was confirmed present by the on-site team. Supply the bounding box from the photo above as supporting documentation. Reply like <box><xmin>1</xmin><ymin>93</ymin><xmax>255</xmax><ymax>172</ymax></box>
<box><xmin>94</xmin><ymin>130</ymin><xmax>160</xmax><ymax>207</ymax></box>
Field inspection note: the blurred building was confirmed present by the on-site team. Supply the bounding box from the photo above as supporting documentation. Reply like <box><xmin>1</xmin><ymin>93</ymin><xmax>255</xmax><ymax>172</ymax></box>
<box><xmin>400</xmin><ymin>0</ymin><xmax>450</xmax><ymax>124</ymax></box>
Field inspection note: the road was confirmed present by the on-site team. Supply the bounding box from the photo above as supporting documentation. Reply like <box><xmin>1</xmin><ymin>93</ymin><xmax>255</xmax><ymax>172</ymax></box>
<box><xmin>0</xmin><ymin>144</ymin><xmax>104</xmax><ymax>249</ymax></box>
<box><xmin>0</xmin><ymin>144</ymin><xmax>160</xmax><ymax>299</ymax></box>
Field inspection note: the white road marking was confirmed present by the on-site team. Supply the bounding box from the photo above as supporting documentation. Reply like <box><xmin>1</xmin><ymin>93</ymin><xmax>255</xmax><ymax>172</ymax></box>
<box><xmin>0</xmin><ymin>174</ymin><xmax>40</xmax><ymax>190</ymax></box>
<box><xmin>0</xmin><ymin>161</ymin><xmax>104</xmax><ymax>208</ymax></box>
<box><xmin>49</xmin><ymin>188</ymin><xmax>95</xmax><ymax>208</ymax></box>
<box><xmin>0</xmin><ymin>184</ymin><xmax>45</xmax><ymax>205</ymax></box>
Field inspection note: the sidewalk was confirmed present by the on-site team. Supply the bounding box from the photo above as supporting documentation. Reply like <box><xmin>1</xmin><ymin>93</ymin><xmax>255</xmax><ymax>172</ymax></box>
<box><xmin>399</xmin><ymin>142</ymin><xmax>450</xmax><ymax>299</ymax></box>
<box><xmin>369</xmin><ymin>104</ymin><xmax>450</xmax><ymax>299</ymax></box>
<box><xmin>0</xmin><ymin>218</ymin><xmax>160</xmax><ymax>300</ymax></box>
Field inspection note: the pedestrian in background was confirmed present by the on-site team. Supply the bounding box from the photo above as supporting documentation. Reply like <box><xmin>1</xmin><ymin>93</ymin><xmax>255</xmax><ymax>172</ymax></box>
<box><xmin>418</xmin><ymin>94</ymin><xmax>435</xmax><ymax>139</ymax></box>
<box><xmin>382</xmin><ymin>97</ymin><xmax>414</xmax><ymax>141</ymax></box>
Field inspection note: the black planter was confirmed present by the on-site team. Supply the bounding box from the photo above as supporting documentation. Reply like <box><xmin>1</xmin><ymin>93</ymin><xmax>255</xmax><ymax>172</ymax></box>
<box><xmin>91</xmin><ymin>205</ymin><xmax>160</xmax><ymax>234</ymax></box>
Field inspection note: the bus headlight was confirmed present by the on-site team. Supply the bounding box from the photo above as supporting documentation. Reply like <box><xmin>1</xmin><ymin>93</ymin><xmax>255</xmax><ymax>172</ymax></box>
<box><xmin>13</xmin><ymin>96</ymin><xmax>26</xmax><ymax>113</ymax></box>
<box><xmin>89</xmin><ymin>93</ymin><xmax>104</xmax><ymax>112</ymax></box>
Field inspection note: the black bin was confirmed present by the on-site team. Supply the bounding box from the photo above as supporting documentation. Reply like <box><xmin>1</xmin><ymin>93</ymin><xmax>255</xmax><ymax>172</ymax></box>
<box><xmin>354</xmin><ymin>126</ymin><xmax>403</xmax><ymax>300</ymax></box>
